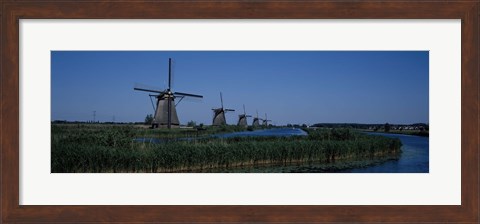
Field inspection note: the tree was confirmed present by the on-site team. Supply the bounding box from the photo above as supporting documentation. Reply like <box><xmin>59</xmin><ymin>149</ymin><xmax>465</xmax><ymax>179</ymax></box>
<box><xmin>144</xmin><ymin>114</ymin><xmax>153</xmax><ymax>124</ymax></box>
<box><xmin>384</xmin><ymin>123</ymin><xmax>391</xmax><ymax>132</ymax></box>
<box><xmin>187</xmin><ymin>120</ymin><xmax>196</xmax><ymax>127</ymax></box>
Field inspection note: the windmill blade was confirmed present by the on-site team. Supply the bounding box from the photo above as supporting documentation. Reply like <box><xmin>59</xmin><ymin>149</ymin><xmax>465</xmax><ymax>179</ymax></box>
<box><xmin>225</xmin><ymin>109</ymin><xmax>235</xmax><ymax>112</ymax></box>
<box><xmin>148</xmin><ymin>95</ymin><xmax>157</xmax><ymax>113</ymax></box>
<box><xmin>174</xmin><ymin>91</ymin><xmax>203</xmax><ymax>98</ymax></box>
<box><xmin>134</xmin><ymin>83</ymin><xmax>165</xmax><ymax>94</ymax></box>
<box><xmin>134</xmin><ymin>87</ymin><xmax>164</xmax><ymax>94</ymax></box>
<box><xmin>165</xmin><ymin>58</ymin><xmax>174</xmax><ymax>129</ymax></box>
<box><xmin>175</xmin><ymin>96</ymin><xmax>185</xmax><ymax>106</ymax></box>
<box><xmin>220</xmin><ymin>92</ymin><xmax>224</xmax><ymax>108</ymax></box>
<box><xmin>168</xmin><ymin>58</ymin><xmax>172</xmax><ymax>90</ymax></box>
<box><xmin>246</xmin><ymin>115</ymin><xmax>252</xmax><ymax>117</ymax></box>
<box><xmin>168</xmin><ymin>58</ymin><xmax>174</xmax><ymax>90</ymax></box>
<box><xmin>243</xmin><ymin>104</ymin><xmax>246</xmax><ymax>114</ymax></box>
<box><xmin>167</xmin><ymin>92</ymin><xmax>172</xmax><ymax>129</ymax></box>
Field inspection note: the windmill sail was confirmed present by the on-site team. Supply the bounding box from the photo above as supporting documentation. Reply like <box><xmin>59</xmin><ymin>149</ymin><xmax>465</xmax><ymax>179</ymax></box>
<box><xmin>262</xmin><ymin>113</ymin><xmax>272</xmax><ymax>126</ymax></box>
<box><xmin>252</xmin><ymin>118</ymin><xmax>261</xmax><ymax>127</ymax></box>
<box><xmin>237</xmin><ymin>104</ymin><xmax>251</xmax><ymax>127</ymax></box>
<box><xmin>134</xmin><ymin>58</ymin><xmax>202</xmax><ymax>129</ymax></box>
<box><xmin>252</xmin><ymin>110</ymin><xmax>262</xmax><ymax>127</ymax></box>
<box><xmin>212</xmin><ymin>92</ymin><xmax>235</xmax><ymax>126</ymax></box>
<box><xmin>134</xmin><ymin>83</ymin><xmax>165</xmax><ymax>94</ymax></box>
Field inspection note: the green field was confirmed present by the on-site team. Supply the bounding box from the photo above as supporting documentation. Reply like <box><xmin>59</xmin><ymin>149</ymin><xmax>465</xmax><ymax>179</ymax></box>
<box><xmin>51</xmin><ymin>124</ymin><xmax>402</xmax><ymax>173</ymax></box>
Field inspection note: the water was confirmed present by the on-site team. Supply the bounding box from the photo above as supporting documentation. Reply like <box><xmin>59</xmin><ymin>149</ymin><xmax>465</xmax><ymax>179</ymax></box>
<box><xmin>135</xmin><ymin>129</ymin><xmax>429</xmax><ymax>173</ymax></box>
<box><xmin>209</xmin><ymin>132</ymin><xmax>429</xmax><ymax>173</ymax></box>
<box><xmin>347</xmin><ymin>132</ymin><xmax>429</xmax><ymax>173</ymax></box>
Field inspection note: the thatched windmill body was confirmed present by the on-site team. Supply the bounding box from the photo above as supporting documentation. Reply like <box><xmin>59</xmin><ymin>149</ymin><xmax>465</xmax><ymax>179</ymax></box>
<box><xmin>237</xmin><ymin>104</ymin><xmax>251</xmax><ymax>127</ymax></box>
<box><xmin>212</xmin><ymin>92</ymin><xmax>235</xmax><ymax>126</ymax></box>
<box><xmin>134</xmin><ymin>58</ymin><xmax>203</xmax><ymax>129</ymax></box>
<box><xmin>262</xmin><ymin>113</ymin><xmax>272</xmax><ymax>126</ymax></box>
<box><xmin>252</xmin><ymin>110</ymin><xmax>263</xmax><ymax>127</ymax></box>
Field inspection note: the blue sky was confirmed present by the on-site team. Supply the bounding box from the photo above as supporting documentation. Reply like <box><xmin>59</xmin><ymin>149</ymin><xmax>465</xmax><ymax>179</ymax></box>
<box><xmin>51</xmin><ymin>51</ymin><xmax>429</xmax><ymax>125</ymax></box>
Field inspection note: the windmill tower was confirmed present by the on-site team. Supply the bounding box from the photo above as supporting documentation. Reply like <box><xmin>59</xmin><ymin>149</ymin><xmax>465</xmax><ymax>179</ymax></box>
<box><xmin>262</xmin><ymin>113</ymin><xmax>272</xmax><ymax>127</ymax></box>
<box><xmin>212</xmin><ymin>92</ymin><xmax>235</xmax><ymax>126</ymax></box>
<box><xmin>134</xmin><ymin>58</ymin><xmax>203</xmax><ymax>129</ymax></box>
<box><xmin>252</xmin><ymin>110</ymin><xmax>263</xmax><ymax>127</ymax></box>
<box><xmin>237</xmin><ymin>104</ymin><xmax>252</xmax><ymax>127</ymax></box>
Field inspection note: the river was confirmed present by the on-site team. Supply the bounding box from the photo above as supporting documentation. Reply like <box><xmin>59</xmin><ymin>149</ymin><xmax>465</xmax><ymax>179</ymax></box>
<box><xmin>136</xmin><ymin>129</ymin><xmax>429</xmax><ymax>173</ymax></box>
<box><xmin>209</xmin><ymin>131</ymin><xmax>429</xmax><ymax>173</ymax></box>
<box><xmin>347</xmin><ymin>132</ymin><xmax>429</xmax><ymax>173</ymax></box>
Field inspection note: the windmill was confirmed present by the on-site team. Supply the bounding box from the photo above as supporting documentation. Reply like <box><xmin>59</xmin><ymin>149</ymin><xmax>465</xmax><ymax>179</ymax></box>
<box><xmin>237</xmin><ymin>104</ymin><xmax>252</xmax><ymax>127</ymax></box>
<box><xmin>252</xmin><ymin>110</ymin><xmax>263</xmax><ymax>127</ymax></box>
<box><xmin>134</xmin><ymin>58</ymin><xmax>203</xmax><ymax>129</ymax></box>
<box><xmin>262</xmin><ymin>113</ymin><xmax>272</xmax><ymax>127</ymax></box>
<box><xmin>212</xmin><ymin>92</ymin><xmax>235</xmax><ymax>126</ymax></box>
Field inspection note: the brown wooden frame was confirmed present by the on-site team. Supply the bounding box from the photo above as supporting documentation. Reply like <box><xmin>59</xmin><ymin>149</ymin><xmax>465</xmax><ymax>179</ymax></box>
<box><xmin>1</xmin><ymin>0</ymin><xmax>478</xmax><ymax>223</ymax></box>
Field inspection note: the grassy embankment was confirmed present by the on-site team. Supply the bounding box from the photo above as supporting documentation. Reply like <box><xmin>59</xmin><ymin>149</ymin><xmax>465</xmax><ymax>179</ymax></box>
<box><xmin>51</xmin><ymin>124</ymin><xmax>402</xmax><ymax>173</ymax></box>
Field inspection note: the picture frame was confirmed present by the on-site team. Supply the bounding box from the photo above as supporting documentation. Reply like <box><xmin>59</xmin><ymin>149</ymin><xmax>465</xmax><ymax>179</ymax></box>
<box><xmin>1</xmin><ymin>1</ymin><xmax>478</xmax><ymax>223</ymax></box>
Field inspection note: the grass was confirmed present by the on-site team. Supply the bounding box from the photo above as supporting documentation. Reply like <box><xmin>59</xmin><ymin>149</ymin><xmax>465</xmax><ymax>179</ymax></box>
<box><xmin>51</xmin><ymin>124</ymin><xmax>402</xmax><ymax>173</ymax></box>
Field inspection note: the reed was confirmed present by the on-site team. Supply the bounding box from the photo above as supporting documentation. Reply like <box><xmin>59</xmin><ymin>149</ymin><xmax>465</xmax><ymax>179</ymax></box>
<box><xmin>51</xmin><ymin>124</ymin><xmax>402</xmax><ymax>173</ymax></box>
